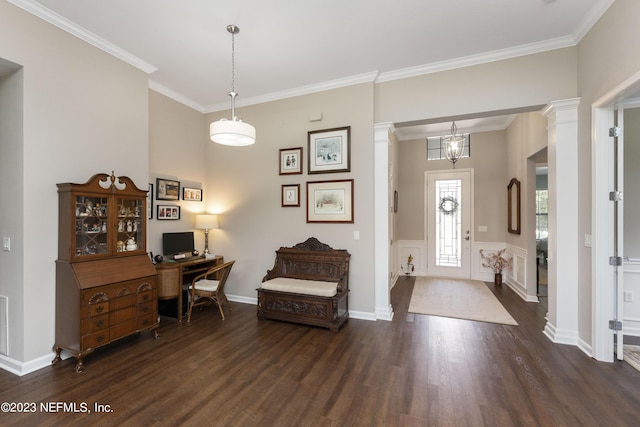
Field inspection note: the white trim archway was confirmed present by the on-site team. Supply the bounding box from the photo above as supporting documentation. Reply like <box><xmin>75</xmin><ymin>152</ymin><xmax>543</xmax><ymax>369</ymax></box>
<box><xmin>373</xmin><ymin>102</ymin><xmax>582</xmax><ymax>347</ymax></box>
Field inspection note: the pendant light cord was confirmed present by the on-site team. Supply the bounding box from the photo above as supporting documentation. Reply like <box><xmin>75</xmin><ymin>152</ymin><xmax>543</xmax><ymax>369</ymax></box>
<box><xmin>227</xmin><ymin>25</ymin><xmax>239</xmax><ymax>120</ymax></box>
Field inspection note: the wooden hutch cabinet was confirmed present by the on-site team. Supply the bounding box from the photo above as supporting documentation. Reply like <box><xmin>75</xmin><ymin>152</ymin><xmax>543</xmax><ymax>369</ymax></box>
<box><xmin>53</xmin><ymin>172</ymin><xmax>158</xmax><ymax>372</ymax></box>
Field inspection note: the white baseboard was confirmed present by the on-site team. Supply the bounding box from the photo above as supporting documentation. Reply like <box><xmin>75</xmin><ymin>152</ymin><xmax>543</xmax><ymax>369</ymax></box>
<box><xmin>0</xmin><ymin>352</ymin><xmax>55</xmax><ymax>376</ymax></box>
<box><xmin>543</xmin><ymin>320</ymin><xmax>578</xmax><ymax>345</ymax></box>
<box><xmin>577</xmin><ymin>337</ymin><xmax>593</xmax><ymax>358</ymax></box>
<box><xmin>351</xmin><ymin>310</ymin><xmax>377</xmax><ymax>321</ymax></box>
<box><xmin>228</xmin><ymin>294</ymin><xmax>257</xmax><ymax>305</ymax></box>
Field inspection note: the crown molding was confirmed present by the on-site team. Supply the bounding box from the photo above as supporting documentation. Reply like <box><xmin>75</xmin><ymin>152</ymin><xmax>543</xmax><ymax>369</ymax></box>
<box><xmin>148</xmin><ymin>81</ymin><xmax>207</xmax><ymax>113</ymax></box>
<box><xmin>203</xmin><ymin>71</ymin><xmax>379</xmax><ymax>113</ymax></box>
<box><xmin>8</xmin><ymin>0</ymin><xmax>157</xmax><ymax>74</ymax></box>
<box><xmin>376</xmin><ymin>36</ymin><xmax>575</xmax><ymax>84</ymax></box>
<box><xmin>572</xmin><ymin>0</ymin><xmax>615</xmax><ymax>43</ymax></box>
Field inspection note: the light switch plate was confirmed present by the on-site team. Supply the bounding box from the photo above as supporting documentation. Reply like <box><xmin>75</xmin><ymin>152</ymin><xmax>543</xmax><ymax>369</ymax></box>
<box><xmin>2</xmin><ymin>237</ymin><xmax>9</xmax><ymax>251</ymax></box>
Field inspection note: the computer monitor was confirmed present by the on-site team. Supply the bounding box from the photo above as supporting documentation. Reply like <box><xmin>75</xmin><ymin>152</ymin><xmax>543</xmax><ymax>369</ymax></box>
<box><xmin>162</xmin><ymin>232</ymin><xmax>195</xmax><ymax>256</ymax></box>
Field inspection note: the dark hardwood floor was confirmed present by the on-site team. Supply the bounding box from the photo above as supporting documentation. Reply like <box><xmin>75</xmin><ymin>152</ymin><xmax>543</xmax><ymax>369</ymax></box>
<box><xmin>1</xmin><ymin>277</ymin><xmax>639</xmax><ymax>426</ymax></box>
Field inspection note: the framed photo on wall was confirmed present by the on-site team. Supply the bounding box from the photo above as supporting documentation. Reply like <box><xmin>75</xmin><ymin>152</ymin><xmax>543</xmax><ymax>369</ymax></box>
<box><xmin>279</xmin><ymin>147</ymin><xmax>303</xmax><ymax>175</ymax></box>
<box><xmin>308</xmin><ymin>126</ymin><xmax>351</xmax><ymax>174</ymax></box>
<box><xmin>282</xmin><ymin>184</ymin><xmax>300</xmax><ymax>207</ymax></box>
<box><xmin>157</xmin><ymin>205</ymin><xmax>180</xmax><ymax>220</ymax></box>
<box><xmin>182</xmin><ymin>187</ymin><xmax>202</xmax><ymax>201</ymax></box>
<box><xmin>156</xmin><ymin>178</ymin><xmax>180</xmax><ymax>201</ymax></box>
<box><xmin>306</xmin><ymin>179</ymin><xmax>354</xmax><ymax>223</ymax></box>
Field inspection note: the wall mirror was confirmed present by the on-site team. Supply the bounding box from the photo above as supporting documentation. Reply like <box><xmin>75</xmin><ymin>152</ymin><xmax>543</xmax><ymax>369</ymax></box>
<box><xmin>508</xmin><ymin>178</ymin><xmax>521</xmax><ymax>234</ymax></box>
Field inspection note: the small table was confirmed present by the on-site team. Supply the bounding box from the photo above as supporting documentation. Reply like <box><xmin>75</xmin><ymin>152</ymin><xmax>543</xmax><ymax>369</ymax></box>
<box><xmin>155</xmin><ymin>255</ymin><xmax>224</xmax><ymax>320</ymax></box>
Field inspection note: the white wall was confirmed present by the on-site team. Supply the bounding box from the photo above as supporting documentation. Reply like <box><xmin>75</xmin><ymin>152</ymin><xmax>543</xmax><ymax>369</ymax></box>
<box><xmin>576</xmin><ymin>0</ymin><xmax>640</xmax><ymax>349</ymax></box>
<box><xmin>200</xmin><ymin>85</ymin><xmax>376</xmax><ymax>315</ymax></box>
<box><xmin>0</xmin><ymin>63</ymin><xmax>23</xmax><ymax>360</ymax></box>
<box><xmin>0</xmin><ymin>2</ymin><xmax>150</xmax><ymax>374</ymax></box>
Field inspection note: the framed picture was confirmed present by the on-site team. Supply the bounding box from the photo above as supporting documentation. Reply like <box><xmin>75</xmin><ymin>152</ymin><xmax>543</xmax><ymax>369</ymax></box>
<box><xmin>308</xmin><ymin>126</ymin><xmax>351</xmax><ymax>174</ymax></box>
<box><xmin>279</xmin><ymin>147</ymin><xmax>303</xmax><ymax>175</ymax></box>
<box><xmin>157</xmin><ymin>205</ymin><xmax>180</xmax><ymax>220</ymax></box>
<box><xmin>183</xmin><ymin>187</ymin><xmax>203</xmax><ymax>201</ymax></box>
<box><xmin>156</xmin><ymin>178</ymin><xmax>180</xmax><ymax>201</ymax></box>
<box><xmin>306</xmin><ymin>179</ymin><xmax>354</xmax><ymax>223</ymax></box>
<box><xmin>147</xmin><ymin>183</ymin><xmax>154</xmax><ymax>219</ymax></box>
<box><xmin>282</xmin><ymin>184</ymin><xmax>300</xmax><ymax>207</ymax></box>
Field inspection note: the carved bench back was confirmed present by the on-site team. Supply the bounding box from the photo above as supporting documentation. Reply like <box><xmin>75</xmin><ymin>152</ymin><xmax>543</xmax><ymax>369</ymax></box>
<box><xmin>264</xmin><ymin>238</ymin><xmax>351</xmax><ymax>292</ymax></box>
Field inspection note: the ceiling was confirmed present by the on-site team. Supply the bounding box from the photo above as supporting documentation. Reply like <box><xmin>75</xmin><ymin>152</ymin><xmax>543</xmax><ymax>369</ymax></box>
<box><xmin>11</xmin><ymin>0</ymin><xmax>614</xmax><ymax>137</ymax></box>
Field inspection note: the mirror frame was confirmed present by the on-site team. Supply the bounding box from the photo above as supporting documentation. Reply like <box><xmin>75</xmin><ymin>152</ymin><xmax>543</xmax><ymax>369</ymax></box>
<box><xmin>508</xmin><ymin>177</ymin><xmax>521</xmax><ymax>234</ymax></box>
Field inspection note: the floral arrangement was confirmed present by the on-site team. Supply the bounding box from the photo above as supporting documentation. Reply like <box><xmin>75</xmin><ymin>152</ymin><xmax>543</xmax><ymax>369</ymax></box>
<box><xmin>480</xmin><ymin>248</ymin><xmax>513</xmax><ymax>274</ymax></box>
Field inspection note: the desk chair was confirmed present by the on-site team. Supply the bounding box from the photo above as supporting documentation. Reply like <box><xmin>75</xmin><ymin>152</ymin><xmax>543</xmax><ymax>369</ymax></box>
<box><xmin>187</xmin><ymin>260</ymin><xmax>235</xmax><ymax>322</ymax></box>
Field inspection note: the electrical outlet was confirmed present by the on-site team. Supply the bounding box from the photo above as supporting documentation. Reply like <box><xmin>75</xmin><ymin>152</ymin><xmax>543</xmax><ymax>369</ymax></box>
<box><xmin>624</xmin><ymin>291</ymin><xmax>633</xmax><ymax>302</ymax></box>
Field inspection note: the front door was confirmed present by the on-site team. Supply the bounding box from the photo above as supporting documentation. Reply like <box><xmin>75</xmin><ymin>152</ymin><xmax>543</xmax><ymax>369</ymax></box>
<box><xmin>426</xmin><ymin>169</ymin><xmax>473</xmax><ymax>278</ymax></box>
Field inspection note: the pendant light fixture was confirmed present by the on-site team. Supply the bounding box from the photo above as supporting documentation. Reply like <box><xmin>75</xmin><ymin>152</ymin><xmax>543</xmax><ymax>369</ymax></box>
<box><xmin>210</xmin><ymin>25</ymin><xmax>256</xmax><ymax>146</ymax></box>
<box><xmin>443</xmin><ymin>121</ymin><xmax>464</xmax><ymax>168</ymax></box>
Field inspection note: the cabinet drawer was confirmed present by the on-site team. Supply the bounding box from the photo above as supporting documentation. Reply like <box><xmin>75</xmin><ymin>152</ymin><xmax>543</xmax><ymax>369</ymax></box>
<box><xmin>88</xmin><ymin>302</ymin><xmax>109</xmax><ymax>317</ymax></box>
<box><xmin>82</xmin><ymin>330</ymin><xmax>109</xmax><ymax>349</ymax></box>
<box><xmin>137</xmin><ymin>290</ymin><xmax>155</xmax><ymax>303</ymax></box>
<box><xmin>137</xmin><ymin>301</ymin><xmax>155</xmax><ymax>316</ymax></box>
<box><xmin>111</xmin><ymin>319</ymin><xmax>136</xmax><ymax>338</ymax></box>
<box><xmin>110</xmin><ymin>306</ymin><xmax>137</xmax><ymax>325</ymax></box>
<box><xmin>82</xmin><ymin>314</ymin><xmax>109</xmax><ymax>332</ymax></box>
<box><xmin>112</xmin><ymin>294</ymin><xmax>136</xmax><ymax>310</ymax></box>
<box><xmin>137</xmin><ymin>314</ymin><xmax>157</xmax><ymax>330</ymax></box>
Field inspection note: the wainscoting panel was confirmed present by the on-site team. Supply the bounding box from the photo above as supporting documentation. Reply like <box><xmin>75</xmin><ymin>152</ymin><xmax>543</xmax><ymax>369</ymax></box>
<box><xmin>507</xmin><ymin>244</ymin><xmax>528</xmax><ymax>299</ymax></box>
<box><xmin>396</xmin><ymin>240</ymin><xmax>425</xmax><ymax>277</ymax></box>
<box><xmin>474</xmin><ymin>243</ymin><xmax>531</xmax><ymax>301</ymax></box>
<box><xmin>623</xmin><ymin>259</ymin><xmax>640</xmax><ymax>337</ymax></box>
<box><xmin>473</xmin><ymin>242</ymin><xmax>505</xmax><ymax>282</ymax></box>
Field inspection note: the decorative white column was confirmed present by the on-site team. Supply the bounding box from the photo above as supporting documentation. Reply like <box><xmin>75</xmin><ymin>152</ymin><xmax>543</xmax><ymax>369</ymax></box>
<box><xmin>374</xmin><ymin>122</ymin><xmax>394</xmax><ymax>321</ymax></box>
<box><xmin>542</xmin><ymin>98</ymin><xmax>580</xmax><ymax>344</ymax></box>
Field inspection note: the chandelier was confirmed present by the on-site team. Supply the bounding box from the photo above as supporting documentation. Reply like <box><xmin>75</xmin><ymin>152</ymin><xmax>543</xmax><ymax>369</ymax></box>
<box><xmin>443</xmin><ymin>121</ymin><xmax>464</xmax><ymax>168</ymax></box>
<box><xmin>210</xmin><ymin>25</ymin><xmax>256</xmax><ymax>146</ymax></box>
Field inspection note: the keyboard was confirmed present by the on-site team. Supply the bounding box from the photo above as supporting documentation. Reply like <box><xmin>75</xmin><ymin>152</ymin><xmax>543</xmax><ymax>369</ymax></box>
<box><xmin>175</xmin><ymin>256</ymin><xmax>200</xmax><ymax>263</ymax></box>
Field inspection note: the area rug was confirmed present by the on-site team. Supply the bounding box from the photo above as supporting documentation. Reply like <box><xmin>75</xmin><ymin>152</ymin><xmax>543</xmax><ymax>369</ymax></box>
<box><xmin>408</xmin><ymin>276</ymin><xmax>518</xmax><ymax>325</ymax></box>
<box><xmin>623</xmin><ymin>345</ymin><xmax>640</xmax><ymax>372</ymax></box>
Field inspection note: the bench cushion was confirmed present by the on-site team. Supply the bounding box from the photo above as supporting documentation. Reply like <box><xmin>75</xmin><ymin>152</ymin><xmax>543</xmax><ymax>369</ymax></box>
<box><xmin>261</xmin><ymin>277</ymin><xmax>338</xmax><ymax>297</ymax></box>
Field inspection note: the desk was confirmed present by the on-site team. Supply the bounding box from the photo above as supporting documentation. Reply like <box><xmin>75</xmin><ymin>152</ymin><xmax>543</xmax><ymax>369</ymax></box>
<box><xmin>155</xmin><ymin>256</ymin><xmax>224</xmax><ymax>320</ymax></box>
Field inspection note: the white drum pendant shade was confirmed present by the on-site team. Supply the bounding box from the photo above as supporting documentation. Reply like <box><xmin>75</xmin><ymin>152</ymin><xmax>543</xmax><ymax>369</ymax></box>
<box><xmin>210</xmin><ymin>119</ymin><xmax>256</xmax><ymax>146</ymax></box>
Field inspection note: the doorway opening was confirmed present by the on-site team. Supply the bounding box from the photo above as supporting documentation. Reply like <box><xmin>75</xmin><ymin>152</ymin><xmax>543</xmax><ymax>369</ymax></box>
<box><xmin>536</xmin><ymin>165</ymin><xmax>548</xmax><ymax>298</ymax></box>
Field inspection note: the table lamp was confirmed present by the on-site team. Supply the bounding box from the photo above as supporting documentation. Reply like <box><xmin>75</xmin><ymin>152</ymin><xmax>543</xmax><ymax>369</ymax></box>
<box><xmin>195</xmin><ymin>214</ymin><xmax>219</xmax><ymax>258</ymax></box>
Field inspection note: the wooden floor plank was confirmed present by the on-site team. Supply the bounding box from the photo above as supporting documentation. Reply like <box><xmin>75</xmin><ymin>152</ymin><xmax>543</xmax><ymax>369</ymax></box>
<box><xmin>1</xmin><ymin>277</ymin><xmax>639</xmax><ymax>426</ymax></box>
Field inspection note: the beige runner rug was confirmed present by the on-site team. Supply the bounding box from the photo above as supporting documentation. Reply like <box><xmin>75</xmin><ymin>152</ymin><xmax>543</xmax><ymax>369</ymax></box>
<box><xmin>409</xmin><ymin>276</ymin><xmax>518</xmax><ymax>326</ymax></box>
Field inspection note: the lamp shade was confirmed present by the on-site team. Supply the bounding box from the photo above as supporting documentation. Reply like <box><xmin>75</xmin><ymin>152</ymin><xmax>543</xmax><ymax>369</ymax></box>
<box><xmin>210</xmin><ymin>119</ymin><xmax>256</xmax><ymax>146</ymax></box>
<box><xmin>195</xmin><ymin>214</ymin><xmax>219</xmax><ymax>230</ymax></box>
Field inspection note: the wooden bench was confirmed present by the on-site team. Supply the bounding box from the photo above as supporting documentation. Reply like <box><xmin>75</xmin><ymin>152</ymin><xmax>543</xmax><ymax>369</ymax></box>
<box><xmin>257</xmin><ymin>237</ymin><xmax>351</xmax><ymax>332</ymax></box>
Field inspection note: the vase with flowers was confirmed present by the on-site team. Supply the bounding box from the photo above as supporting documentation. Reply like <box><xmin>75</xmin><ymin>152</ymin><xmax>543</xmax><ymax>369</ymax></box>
<box><xmin>401</xmin><ymin>254</ymin><xmax>415</xmax><ymax>276</ymax></box>
<box><xmin>480</xmin><ymin>248</ymin><xmax>513</xmax><ymax>285</ymax></box>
